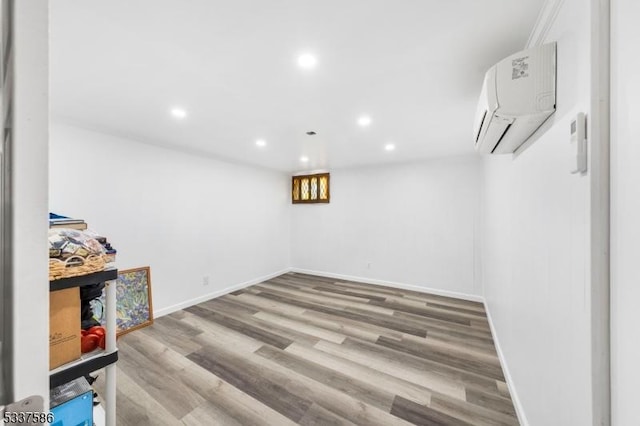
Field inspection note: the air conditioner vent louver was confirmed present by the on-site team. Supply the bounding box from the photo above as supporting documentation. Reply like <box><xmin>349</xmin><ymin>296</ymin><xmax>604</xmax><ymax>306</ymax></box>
<box><xmin>475</xmin><ymin>110</ymin><xmax>488</xmax><ymax>144</ymax></box>
<box><xmin>491</xmin><ymin>123</ymin><xmax>512</xmax><ymax>154</ymax></box>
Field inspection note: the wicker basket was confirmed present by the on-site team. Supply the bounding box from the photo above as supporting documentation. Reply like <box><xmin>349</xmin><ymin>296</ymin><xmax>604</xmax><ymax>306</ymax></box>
<box><xmin>49</xmin><ymin>254</ymin><xmax>107</xmax><ymax>281</ymax></box>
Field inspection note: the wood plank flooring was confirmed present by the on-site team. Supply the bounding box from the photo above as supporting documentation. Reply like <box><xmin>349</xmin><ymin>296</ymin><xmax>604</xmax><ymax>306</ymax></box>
<box><xmin>94</xmin><ymin>273</ymin><xmax>518</xmax><ymax>425</ymax></box>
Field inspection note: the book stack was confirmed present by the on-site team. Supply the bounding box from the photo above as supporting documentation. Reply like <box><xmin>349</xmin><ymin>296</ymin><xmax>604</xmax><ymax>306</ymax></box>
<box><xmin>49</xmin><ymin>213</ymin><xmax>88</xmax><ymax>230</ymax></box>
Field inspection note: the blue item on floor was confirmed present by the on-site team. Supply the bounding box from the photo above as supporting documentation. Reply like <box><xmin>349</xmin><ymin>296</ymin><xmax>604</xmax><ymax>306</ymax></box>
<box><xmin>50</xmin><ymin>377</ymin><xmax>93</xmax><ymax>426</ymax></box>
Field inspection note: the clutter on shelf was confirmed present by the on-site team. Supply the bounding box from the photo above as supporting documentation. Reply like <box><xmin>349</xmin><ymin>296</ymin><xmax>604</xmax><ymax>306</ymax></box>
<box><xmin>49</xmin><ymin>228</ymin><xmax>106</xmax><ymax>280</ymax></box>
<box><xmin>48</xmin><ymin>213</ymin><xmax>118</xmax><ymax>280</ymax></box>
<box><xmin>82</xmin><ymin>229</ymin><xmax>117</xmax><ymax>264</ymax></box>
<box><xmin>48</xmin><ymin>213</ymin><xmax>120</xmax><ymax>425</ymax></box>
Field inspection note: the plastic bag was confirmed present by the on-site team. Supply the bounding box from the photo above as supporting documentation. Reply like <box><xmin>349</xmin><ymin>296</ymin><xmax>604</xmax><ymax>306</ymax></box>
<box><xmin>48</xmin><ymin>228</ymin><xmax>106</xmax><ymax>259</ymax></box>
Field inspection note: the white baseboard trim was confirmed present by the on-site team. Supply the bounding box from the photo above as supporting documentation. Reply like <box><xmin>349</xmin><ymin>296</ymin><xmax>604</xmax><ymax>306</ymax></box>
<box><xmin>483</xmin><ymin>301</ymin><xmax>528</xmax><ymax>426</ymax></box>
<box><xmin>153</xmin><ymin>268</ymin><xmax>291</xmax><ymax>318</ymax></box>
<box><xmin>289</xmin><ymin>268</ymin><xmax>484</xmax><ymax>303</ymax></box>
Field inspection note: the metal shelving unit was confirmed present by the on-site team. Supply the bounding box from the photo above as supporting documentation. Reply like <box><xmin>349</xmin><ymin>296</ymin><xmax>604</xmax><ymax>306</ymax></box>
<box><xmin>49</xmin><ymin>268</ymin><xmax>117</xmax><ymax>292</ymax></box>
<box><xmin>50</xmin><ymin>268</ymin><xmax>118</xmax><ymax>426</ymax></box>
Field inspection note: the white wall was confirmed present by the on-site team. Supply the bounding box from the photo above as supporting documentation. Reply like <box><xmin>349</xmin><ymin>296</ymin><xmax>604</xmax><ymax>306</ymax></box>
<box><xmin>291</xmin><ymin>156</ymin><xmax>482</xmax><ymax>299</ymax></box>
<box><xmin>49</xmin><ymin>123</ymin><xmax>290</xmax><ymax>315</ymax></box>
<box><xmin>9</xmin><ymin>0</ymin><xmax>50</xmax><ymax>404</ymax></box>
<box><xmin>481</xmin><ymin>0</ymin><xmax>593</xmax><ymax>424</ymax></box>
<box><xmin>611</xmin><ymin>0</ymin><xmax>640</xmax><ymax>424</ymax></box>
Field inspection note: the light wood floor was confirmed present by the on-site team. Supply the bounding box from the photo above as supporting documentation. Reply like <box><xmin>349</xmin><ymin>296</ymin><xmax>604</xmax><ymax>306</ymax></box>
<box><xmin>95</xmin><ymin>273</ymin><xmax>518</xmax><ymax>425</ymax></box>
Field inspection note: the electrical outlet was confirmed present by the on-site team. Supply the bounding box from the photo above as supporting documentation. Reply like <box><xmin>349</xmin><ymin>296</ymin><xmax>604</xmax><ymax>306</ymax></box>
<box><xmin>203</xmin><ymin>276</ymin><xmax>210</xmax><ymax>286</ymax></box>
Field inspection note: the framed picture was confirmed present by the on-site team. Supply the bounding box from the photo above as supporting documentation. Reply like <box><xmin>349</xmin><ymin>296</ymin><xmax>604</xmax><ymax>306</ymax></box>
<box><xmin>95</xmin><ymin>266</ymin><xmax>154</xmax><ymax>336</ymax></box>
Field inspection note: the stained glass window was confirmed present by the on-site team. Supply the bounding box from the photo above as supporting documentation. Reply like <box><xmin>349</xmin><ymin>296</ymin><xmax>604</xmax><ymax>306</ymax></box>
<box><xmin>300</xmin><ymin>178</ymin><xmax>310</xmax><ymax>200</ymax></box>
<box><xmin>319</xmin><ymin>176</ymin><xmax>328</xmax><ymax>200</ymax></box>
<box><xmin>292</xmin><ymin>173</ymin><xmax>330</xmax><ymax>204</ymax></box>
<box><xmin>310</xmin><ymin>177</ymin><xmax>318</xmax><ymax>200</ymax></box>
<box><xmin>292</xmin><ymin>178</ymin><xmax>300</xmax><ymax>201</ymax></box>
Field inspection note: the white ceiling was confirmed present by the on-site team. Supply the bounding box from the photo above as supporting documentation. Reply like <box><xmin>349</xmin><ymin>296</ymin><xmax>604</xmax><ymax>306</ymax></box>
<box><xmin>50</xmin><ymin>0</ymin><xmax>545</xmax><ymax>172</ymax></box>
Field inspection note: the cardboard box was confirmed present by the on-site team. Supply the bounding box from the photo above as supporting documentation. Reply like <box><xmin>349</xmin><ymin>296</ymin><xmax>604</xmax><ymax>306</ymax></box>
<box><xmin>50</xmin><ymin>287</ymin><xmax>81</xmax><ymax>370</ymax></box>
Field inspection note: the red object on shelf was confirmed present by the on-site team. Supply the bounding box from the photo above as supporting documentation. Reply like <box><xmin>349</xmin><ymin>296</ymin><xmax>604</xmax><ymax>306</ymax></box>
<box><xmin>87</xmin><ymin>326</ymin><xmax>105</xmax><ymax>338</ymax></box>
<box><xmin>80</xmin><ymin>326</ymin><xmax>106</xmax><ymax>353</ymax></box>
<box><xmin>80</xmin><ymin>334</ymin><xmax>99</xmax><ymax>353</ymax></box>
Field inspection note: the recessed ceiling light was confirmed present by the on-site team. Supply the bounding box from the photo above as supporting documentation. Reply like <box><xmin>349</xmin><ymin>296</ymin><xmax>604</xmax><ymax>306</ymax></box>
<box><xmin>384</xmin><ymin>143</ymin><xmax>396</xmax><ymax>151</ymax></box>
<box><xmin>170</xmin><ymin>108</ymin><xmax>187</xmax><ymax>119</ymax></box>
<box><xmin>300</xmin><ymin>156</ymin><xmax>310</xmax><ymax>163</ymax></box>
<box><xmin>256</xmin><ymin>139</ymin><xmax>266</xmax><ymax>147</ymax></box>
<box><xmin>357</xmin><ymin>115</ymin><xmax>372</xmax><ymax>127</ymax></box>
<box><xmin>297</xmin><ymin>53</ymin><xmax>317</xmax><ymax>69</ymax></box>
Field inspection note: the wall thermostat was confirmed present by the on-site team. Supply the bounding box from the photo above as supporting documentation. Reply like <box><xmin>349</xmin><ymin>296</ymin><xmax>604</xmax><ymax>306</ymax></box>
<box><xmin>570</xmin><ymin>113</ymin><xmax>587</xmax><ymax>174</ymax></box>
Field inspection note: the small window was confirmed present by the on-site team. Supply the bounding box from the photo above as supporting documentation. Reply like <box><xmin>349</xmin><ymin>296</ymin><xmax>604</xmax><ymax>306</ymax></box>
<box><xmin>292</xmin><ymin>173</ymin><xmax>330</xmax><ymax>204</ymax></box>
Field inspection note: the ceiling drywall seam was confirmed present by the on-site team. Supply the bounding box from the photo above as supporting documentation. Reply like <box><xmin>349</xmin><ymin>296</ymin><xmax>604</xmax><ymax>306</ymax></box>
<box><xmin>589</xmin><ymin>0</ymin><xmax>611</xmax><ymax>425</ymax></box>
<box><xmin>527</xmin><ymin>0</ymin><xmax>566</xmax><ymax>47</ymax></box>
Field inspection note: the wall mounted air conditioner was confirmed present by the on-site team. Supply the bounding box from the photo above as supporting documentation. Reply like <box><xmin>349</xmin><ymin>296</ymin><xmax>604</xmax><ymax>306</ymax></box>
<box><xmin>473</xmin><ymin>42</ymin><xmax>556</xmax><ymax>154</ymax></box>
